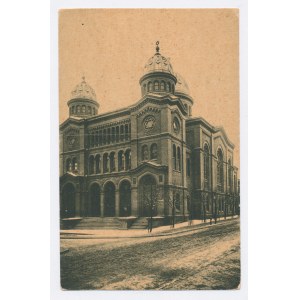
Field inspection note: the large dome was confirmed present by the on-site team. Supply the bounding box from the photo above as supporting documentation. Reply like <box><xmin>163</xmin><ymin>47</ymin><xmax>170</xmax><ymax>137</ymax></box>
<box><xmin>175</xmin><ymin>73</ymin><xmax>190</xmax><ymax>95</ymax></box>
<box><xmin>144</xmin><ymin>42</ymin><xmax>174</xmax><ymax>75</ymax></box>
<box><xmin>70</xmin><ymin>76</ymin><xmax>97</xmax><ymax>101</ymax></box>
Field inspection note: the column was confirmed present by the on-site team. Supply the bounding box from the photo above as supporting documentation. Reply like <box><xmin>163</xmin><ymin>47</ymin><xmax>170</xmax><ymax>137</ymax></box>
<box><xmin>131</xmin><ymin>187</ymin><xmax>138</xmax><ymax>216</ymax></box>
<box><xmin>100</xmin><ymin>191</ymin><xmax>104</xmax><ymax>217</ymax></box>
<box><xmin>115</xmin><ymin>189</ymin><xmax>120</xmax><ymax>217</ymax></box>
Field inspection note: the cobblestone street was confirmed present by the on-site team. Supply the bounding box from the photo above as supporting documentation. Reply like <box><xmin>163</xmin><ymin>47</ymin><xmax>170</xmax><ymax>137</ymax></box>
<box><xmin>61</xmin><ymin>218</ymin><xmax>240</xmax><ymax>290</ymax></box>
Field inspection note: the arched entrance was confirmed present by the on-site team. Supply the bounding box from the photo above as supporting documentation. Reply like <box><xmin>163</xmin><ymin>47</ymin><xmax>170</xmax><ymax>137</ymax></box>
<box><xmin>89</xmin><ymin>183</ymin><xmax>100</xmax><ymax>217</ymax></box>
<box><xmin>104</xmin><ymin>182</ymin><xmax>115</xmax><ymax>217</ymax></box>
<box><xmin>61</xmin><ymin>183</ymin><xmax>76</xmax><ymax>218</ymax></box>
<box><xmin>119</xmin><ymin>180</ymin><xmax>131</xmax><ymax>217</ymax></box>
<box><xmin>139</xmin><ymin>175</ymin><xmax>158</xmax><ymax>217</ymax></box>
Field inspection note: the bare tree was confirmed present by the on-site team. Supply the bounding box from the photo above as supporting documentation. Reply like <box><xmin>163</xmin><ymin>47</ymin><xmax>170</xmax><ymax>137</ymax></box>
<box><xmin>143</xmin><ymin>184</ymin><xmax>159</xmax><ymax>232</ymax></box>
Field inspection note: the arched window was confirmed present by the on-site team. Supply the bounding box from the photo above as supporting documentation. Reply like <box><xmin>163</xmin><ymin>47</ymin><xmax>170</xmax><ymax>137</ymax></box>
<box><xmin>125</xmin><ymin>149</ymin><xmax>131</xmax><ymax>170</ymax></box>
<box><xmin>72</xmin><ymin>157</ymin><xmax>77</xmax><ymax>172</ymax></box>
<box><xmin>109</xmin><ymin>152</ymin><xmax>115</xmax><ymax>172</ymax></box>
<box><xmin>187</xmin><ymin>157</ymin><xmax>191</xmax><ymax>177</ymax></box>
<box><xmin>161</xmin><ymin>81</ymin><xmax>165</xmax><ymax>91</ymax></box>
<box><xmin>66</xmin><ymin>158</ymin><xmax>71</xmax><ymax>172</ymax></box>
<box><xmin>150</xmin><ymin>143</ymin><xmax>158</xmax><ymax>159</ymax></box>
<box><xmin>82</xmin><ymin>105</ymin><xmax>86</xmax><ymax>113</ymax></box>
<box><xmin>116</xmin><ymin>126</ymin><xmax>120</xmax><ymax>143</ymax></box>
<box><xmin>89</xmin><ymin>156</ymin><xmax>95</xmax><ymax>174</ymax></box>
<box><xmin>99</xmin><ymin>130</ymin><xmax>102</xmax><ymax>145</ymax></box>
<box><xmin>103</xmin><ymin>129</ymin><xmax>106</xmax><ymax>144</ymax></box>
<box><xmin>217</xmin><ymin>149</ymin><xmax>224</xmax><ymax>192</ymax></box>
<box><xmin>173</xmin><ymin>144</ymin><xmax>177</xmax><ymax>170</ymax></box>
<box><xmin>90</xmin><ymin>132</ymin><xmax>95</xmax><ymax>147</ymax></box>
<box><xmin>228</xmin><ymin>159</ymin><xmax>233</xmax><ymax>193</ymax></box>
<box><xmin>118</xmin><ymin>150</ymin><xmax>125</xmax><ymax>171</ymax></box>
<box><xmin>93</xmin><ymin>107</ymin><xmax>96</xmax><ymax>115</ymax></box>
<box><xmin>76</xmin><ymin>105</ymin><xmax>80</xmax><ymax>113</ymax></box>
<box><xmin>95</xmin><ymin>154</ymin><xmax>101</xmax><ymax>174</ymax></box>
<box><xmin>103</xmin><ymin>153</ymin><xmax>109</xmax><ymax>173</ymax></box>
<box><xmin>107</xmin><ymin>128</ymin><xmax>111</xmax><ymax>144</ymax></box>
<box><xmin>120</xmin><ymin>125</ymin><xmax>124</xmax><ymax>141</ymax></box>
<box><xmin>95</xmin><ymin>131</ymin><xmax>99</xmax><ymax>146</ymax></box>
<box><xmin>142</xmin><ymin>145</ymin><xmax>149</xmax><ymax>161</ymax></box>
<box><xmin>154</xmin><ymin>81</ymin><xmax>159</xmax><ymax>91</ymax></box>
<box><xmin>71</xmin><ymin>106</ymin><xmax>75</xmax><ymax>114</ymax></box>
<box><xmin>143</xmin><ymin>84</ymin><xmax>147</xmax><ymax>94</ymax></box>
<box><xmin>125</xmin><ymin>124</ymin><xmax>129</xmax><ymax>140</ymax></box>
<box><xmin>166</xmin><ymin>82</ymin><xmax>170</xmax><ymax>92</ymax></box>
<box><xmin>177</xmin><ymin>146</ymin><xmax>181</xmax><ymax>171</ymax></box>
<box><xmin>148</xmin><ymin>82</ymin><xmax>153</xmax><ymax>92</ymax></box>
<box><xmin>87</xmin><ymin>106</ymin><xmax>91</xmax><ymax>114</ymax></box>
<box><xmin>204</xmin><ymin>144</ymin><xmax>210</xmax><ymax>189</ymax></box>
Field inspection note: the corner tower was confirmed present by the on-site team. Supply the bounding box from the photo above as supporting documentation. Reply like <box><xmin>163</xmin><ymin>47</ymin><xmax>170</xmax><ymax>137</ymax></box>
<box><xmin>67</xmin><ymin>76</ymin><xmax>100</xmax><ymax>118</ymax></box>
<box><xmin>139</xmin><ymin>42</ymin><xmax>177</xmax><ymax>96</ymax></box>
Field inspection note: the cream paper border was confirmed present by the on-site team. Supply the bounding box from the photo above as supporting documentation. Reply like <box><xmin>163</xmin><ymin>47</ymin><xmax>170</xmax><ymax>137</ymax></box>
<box><xmin>50</xmin><ymin>1</ymin><xmax>248</xmax><ymax>299</ymax></box>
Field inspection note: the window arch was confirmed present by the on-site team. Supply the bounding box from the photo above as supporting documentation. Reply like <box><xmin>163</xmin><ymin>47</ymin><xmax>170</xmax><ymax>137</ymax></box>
<box><xmin>89</xmin><ymin>156</ymin><xmax>95</xmax><ymax>174</ymax></box>
<box><xmin>154</xmin><ymin>81</ymin><xmax>159</xmax><ymax>91</ymax></box>
<box><xmin>76</xmin><ymin>105</ymin><xmax>80</xmax><ymax>113</ymax></box>
<box><xmin>177</xmin><ymin>147</ymin><xmax>181</xmax><ymax>171</ymax></box>
<box><xmin>173</xmin><ymin>144</ymin><xmax>177</xmax><ymax>170</ymax></box>
<box><xmin>82</xmin><ymin>105</ymin><xmax>86</xmax><ymax>113</ymax></box>
<box><xmin>125</xmin><ymin>149</ymin><xmax>131</xmax><ymax>170</ymax></box>
<box><xmin>204</xmin><ymin>144</ymin><xmax>210</xmax><ymax>189</ymax></box>
<box><xmin>125</xmin><ymin>124</ymin><xmax>129</xmax><ymax>140</ymax></box>
<box><xmin>143</xmin><ymin>84</ymin><xmax>147</xmax><ymax>94</ymax></box>
<box><xmin>95</xmin><ymin>154</ymin><xmax>101</xmax><ymax>174</ymax></box>
<box><xmin>217</xmin><ymin>148</ymin><xmax>224</xmax><ymax>192</ymax></box>
<box><xmin>71</xmin><ymin>106</ymin><xmax>75</xmax><ymax>114</ymax></box>
<box><xmin>148</xmin><ymin>82</ymin><xmax>153</xmax><ymax>92</ymax></box>
<box><xmin>150</xmin><ymin>143</ymin><xmax>158</xmax><ymax>159</ymax></box>
<box><xmin>72</xmin><ymin>157</ymin><xmax>77</xmax><ymax>172</ymax></box>
<box><xmin>161</xmin><ymin>81</ymin><xmax>165</xmax><ymax>91</ymax></box>
<box><xmin>103</xmin><ymin>153</ymin><xmax>109</xmax><ymax>173</ymax></box>
<box><xmin>166</xmin><ymin>82</ymin><xmax>171</xmax><ymax>92</ymax></box>
<box><xmin>120</xmin><ymin>125</ymin><xmax>124</xmax><ymax>141</ymax></box>
<box><xmin>118</xmin><ymin>150</ymin><xmax>125</xmax><ymax>171</ymax></box>
<box><xmin>142</xmin><ymin>145</ymin><xmax>149</xmax><ymax>161</ymax></box>
<box><xmin>109</xmin><ymin>152</ymin><xmax>115</xmax><ymax>172</ymax></box>
<box><xmin>87</xmin><ymin>106</ymin><xmax>91</xmax><ymax>114</ymax></box>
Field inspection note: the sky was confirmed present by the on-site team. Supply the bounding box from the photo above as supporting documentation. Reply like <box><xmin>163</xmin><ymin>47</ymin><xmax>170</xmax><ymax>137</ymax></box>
<box><xmin>59</xmin><ymin>9</ymin><xmax>239</xmax><ymax>168</ymax></box>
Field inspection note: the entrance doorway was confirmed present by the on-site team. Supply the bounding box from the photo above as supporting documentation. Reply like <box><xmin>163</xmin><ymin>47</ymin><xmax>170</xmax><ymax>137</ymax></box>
<box><xmin>104</xmin><ymin>182</ymin><xmax>116</xmax><ymax>217</ymax></box>
<box><xmin>61</xmin><ymin>183</ymin><xmax>76</xmax><ymax>218</ymax></box>
<box><xmin>119</xmin><ymin>180</ymin><xmax>131</xmax><ymax>217</ymax></box>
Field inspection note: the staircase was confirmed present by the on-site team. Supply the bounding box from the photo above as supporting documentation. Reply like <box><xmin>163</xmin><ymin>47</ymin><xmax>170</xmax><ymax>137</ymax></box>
<box><xmin>130</xmin><ymin>217</ymin><xmax>148</xmax><ymax>229</ymax></box>
<box><xmin>73</xmin><ymin>217</ymin><xmax>122</xmax><ymax>229</ymax></box>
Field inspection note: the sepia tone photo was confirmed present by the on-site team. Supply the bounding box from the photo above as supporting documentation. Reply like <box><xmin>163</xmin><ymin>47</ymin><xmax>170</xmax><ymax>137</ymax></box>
<box><xmin>59</xmin><ymin>8</ymin><xmax>240</xmax><ymax>290</ymax></box>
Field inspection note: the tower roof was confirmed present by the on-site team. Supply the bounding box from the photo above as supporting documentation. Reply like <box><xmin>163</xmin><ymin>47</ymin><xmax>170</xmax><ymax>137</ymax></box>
<box><xmin>144</xmin><ymin>41</ymin><xmax>174</xmax><ymax>75</ymax></box>
<box><xmin>70</xmin><ymin>76</ymin><xmax>97</xmax><ymax>101</ymax></box>
<box><xmin>175</xmin><ymin>73</ymin><xmax>190</xmax><ymax>95</ymax></box>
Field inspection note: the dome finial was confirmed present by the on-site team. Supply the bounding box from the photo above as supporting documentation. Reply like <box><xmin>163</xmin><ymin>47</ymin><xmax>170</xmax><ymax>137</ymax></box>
<box><xmin>156</xmin><ymin>41</ymin><xmax>160</xmax><ymax>54</ymax></box>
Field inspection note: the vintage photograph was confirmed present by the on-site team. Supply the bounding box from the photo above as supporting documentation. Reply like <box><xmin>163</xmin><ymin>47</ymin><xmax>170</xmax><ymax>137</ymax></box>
<box><xmin>59</xmin><ymin>9</ymin><xmax>240</xmax><ymax>290</ymax></box>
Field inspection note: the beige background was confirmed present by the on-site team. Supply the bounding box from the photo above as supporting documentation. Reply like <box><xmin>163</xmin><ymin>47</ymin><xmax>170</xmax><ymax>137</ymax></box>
<box><xmin>59</xmin><ymin>9</ymin><xmax>239</xmax><ymax>169</ymax></box>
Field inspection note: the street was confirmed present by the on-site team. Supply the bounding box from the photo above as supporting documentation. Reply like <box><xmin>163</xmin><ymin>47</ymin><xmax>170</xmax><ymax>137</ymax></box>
<box><xmin>60</xmin><ymin>218</ymin><xmax>240</xmax><ymax>290</ymax></box>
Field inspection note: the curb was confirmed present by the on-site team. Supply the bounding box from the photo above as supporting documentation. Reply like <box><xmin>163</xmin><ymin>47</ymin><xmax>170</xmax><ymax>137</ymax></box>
<box><xmin>60</xmin><ymin>217</ymin><xmax>239</xmax><ymax>240</ymax></box>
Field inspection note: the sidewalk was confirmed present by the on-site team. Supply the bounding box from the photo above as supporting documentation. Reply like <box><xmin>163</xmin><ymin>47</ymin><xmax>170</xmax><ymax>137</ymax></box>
<box><xmin>60</xmin><ymin>216</ymin><xmax>239</xmax><ymax>239</ymax></box>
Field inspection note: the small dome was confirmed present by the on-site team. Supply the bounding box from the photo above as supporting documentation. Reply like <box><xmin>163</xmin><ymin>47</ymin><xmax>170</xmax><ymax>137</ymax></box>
<box><xmin>71</xmin><ymin>76</ymin><xmax>97</xmax><ymax>101</ymax></box>
<box><xmin>175</xmin><ymin>73</ymin><xmax>190</xmax><ymax>95</ymax></box>
<box><xmin>144</xmin><ymin>42</ymin><xmax>174</xmax><ymax>75</ymax></box>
